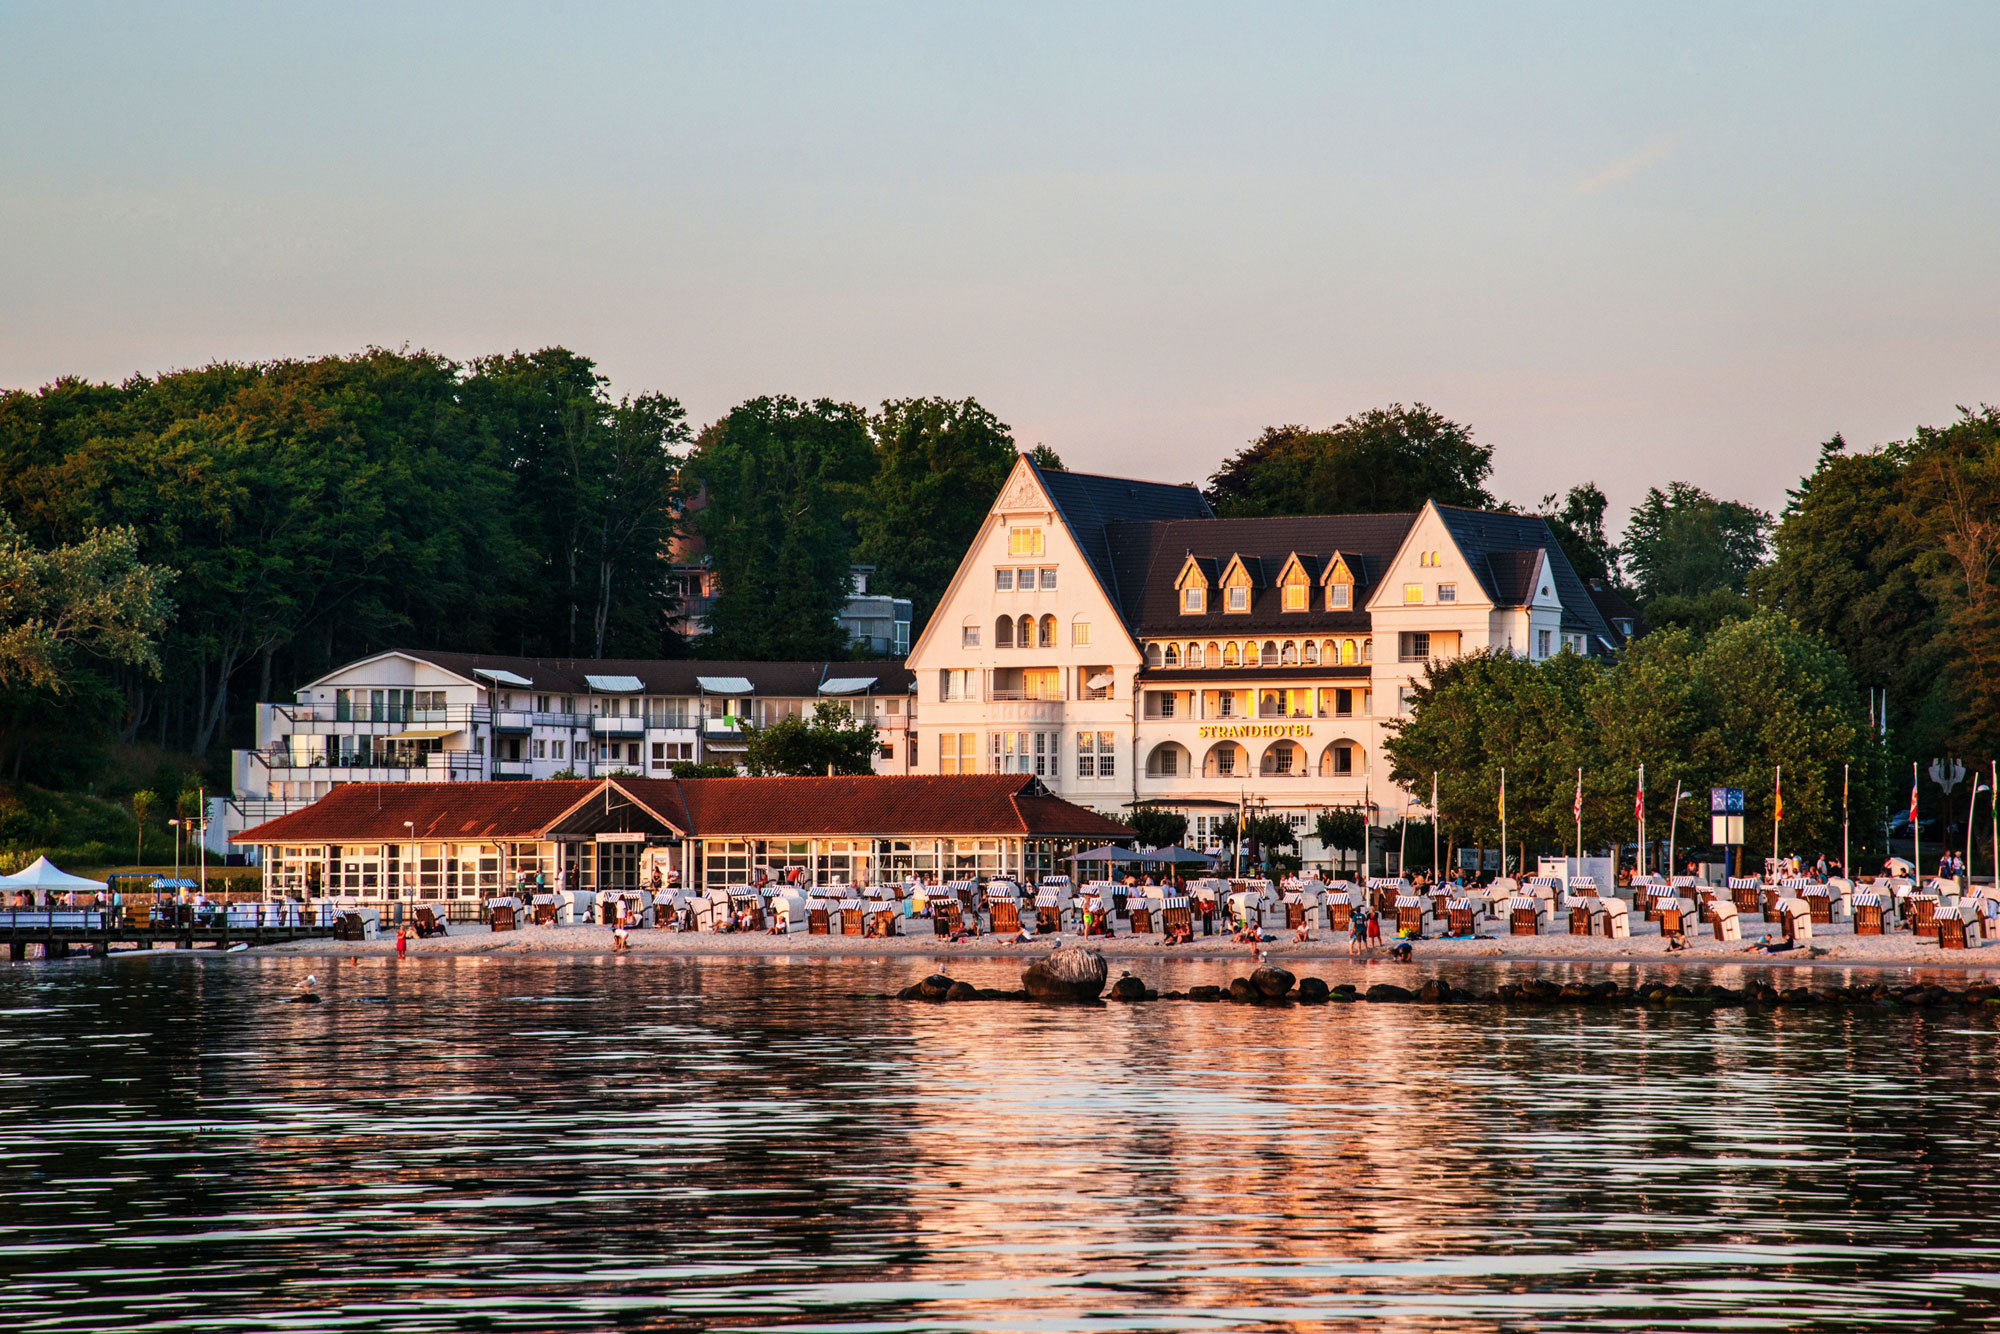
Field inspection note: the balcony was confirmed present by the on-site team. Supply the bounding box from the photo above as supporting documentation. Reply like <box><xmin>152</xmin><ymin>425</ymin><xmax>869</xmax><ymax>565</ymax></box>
<box><xmin>247</xmin><ymin>746</ymin><xmax>487</xmax><ymax>781</ymax></box>
<box><xmin>592</xmin><ymin>716</ymin><xmax>645</xmax><ymax>736</ymax></box>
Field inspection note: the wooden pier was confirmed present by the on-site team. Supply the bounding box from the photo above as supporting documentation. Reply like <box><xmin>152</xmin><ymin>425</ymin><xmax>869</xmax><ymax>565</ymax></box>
<box><xmin>1</xmin><ymin>907</ymin><xmax>336</xmax><ymax>960</ymax></box>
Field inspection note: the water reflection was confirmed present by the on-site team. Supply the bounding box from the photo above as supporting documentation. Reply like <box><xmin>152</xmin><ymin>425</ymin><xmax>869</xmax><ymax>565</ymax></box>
<box><xmin>1</xmin><ymin>953</ymin><xmax>1998</xmax><ymax>1331</ymax></box>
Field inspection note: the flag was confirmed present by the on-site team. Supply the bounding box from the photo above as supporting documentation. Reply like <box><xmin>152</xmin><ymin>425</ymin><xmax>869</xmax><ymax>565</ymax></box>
<box><xmin>1498</xmin><ymin>770</ymin><xmax>1505</xmax><ymax>824</ymax></box>
<box><xmin>1634</xmin><ymin>767</ymin><xmax>1645</xmax><ymax>823</ymax></box>
<box><xmin>1573</xmin><ymin>770</ymin><xmax>1583</xmax><ymax>821</ymax></box>
<box><xmin>1775</xmin><ymin>770</ymin><xmax>1783</xmax><ymax>824</ymax></box>
<box><xmin>1910</xmin><ymin>770</ymin><xmax>1920</xmax><ymax>825</ymax></box>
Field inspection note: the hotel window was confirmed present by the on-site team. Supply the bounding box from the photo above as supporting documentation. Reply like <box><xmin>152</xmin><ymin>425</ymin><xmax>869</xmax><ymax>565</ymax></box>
<box><xmin>1283</xmin><ymin>577</ymin><xmax>1308</xmax><ymax>611</ymax></box>
<box><xmin>1189</xmin><ymin>642</ymin><xmax>1206</xmax><ymax>667</ymax></box>
<box><xmin>1213</xmin><ymin>744</ymin><xmax>1238</xmax><ymax>777</ymax></box>
<box><xmin>995</xmin><ymin>617</ymin><xmax>1014</xmax><ymax>648</ymax></box>
<box><xmin>1222</xmin><ymin>642</ymin><xmax>1239</xmax><ymax>667</ymax></box>
<box><xmin>962</xmin><ymin>624</ymin><xmax>980</xmax><ymax>648</ymax></box>
<box><xmin>534</xmin><ymin>739</ymin><xmax>547</xmax><ymax>759</ymax></box>
<box><xmin>1215</xmin><ymin>690</ymin><xmax>1236</xmax><ymax>718</ymax></box>
<box><xmin>551</xmin><ymin>740</ymin><xmax>565</xmax><ymax>760</ymax></box>
<box><xmin>1071</xmin><ymin>620</ymin><xmax>1091</xmax><ymax>647</ymax></box>
<box><xmin>1404</xmin><ymin>583</ymin><xmax>1423</xmax><ymax>603</ymax></box>
<box><xmin>1303</xmin><ymin>641</ymin><xmax>1318</xmax><ymax>665</ymax></box>
<box><xmin>1363</xmin><ymin>638</ymin><xmax>1373</xmax><ymax>663</ymax></box>
<box><xmin>1145</xmin><ymin>691</ymin><xmax>1176</xmax><ymax>719</ymax></box>
<box><xmin>1329</xmin><ymin>583</ymin><xmax>1351</xmax><ymax>609</ymax></box>
<box><xmin>1076</xmin><ymin>732</ymin><xmax>1096</xmax><ymax>779</ymax></box>
<box><xmin>1398</xmin><ymin>686</ymin><xmax>1417</xmax><ymax>714</ymax></box>
<box><xmin>1227</xmin><ymin>585</ymin><xmax>1249</xmax><ymax>612</ymax></box>
<box><xmin>1438</xmin><ymin>583</ymin><xmax>1456</xmax><ymax>603</ymax></box>
<box><xmin>1163</xmin><ymin>644</ymin><xmax>1180</xmax><ymax>667</ymax></box>
<box><xmin>995</xmin><ymin>569</ymin><xmax>1013</xmax><ymax>591</ymax></box>
<box><xmin>1280</xmin><ymin>641</ymin><xmax>1298</xmax><ymax>665</ymax></box>
<box><xmin>939</xmin><ymin>669</ymin><xmax>977</xmax><ymax>701</ymax></box>
<box><xmin>1039</xmin><ymin>615</ymin><xmax>1056</xmax><ymax>648</ymax></box>
<box><xmin>1033</xmin><ymin>731</ymin><xmax>1055</xmax><ymax>778</ymax></box>
<box><xmin>1537</xmin><ymin>629</ymin><xmax>1552</xmax><ymax>658</ymax></box>
<box><xmin>1146</xmin><ymin>643</ymin><xmax>1164</xmax><ymax>669</ymax></box>
<box><xmin>1075</xmin><ymin>731</ymin><xmax>1116</xmax><ymax>780</ymax></box>
<box><xmin>651</xmin><ymin>741</ymin><xmax>666</xmax><ymax>769</ymax></box>
<box><xmin>1399</xmin><ymin>631</ymin><xmax>1431</xmax><ymax>662</ymax></box>
<box><xmin>1018</xmin><ymin>568</ymin><xmax>1037</xmax><ymax>588</ymax></box>
<box><xmin>1182</xmin><ymin>586</ymin><xmax>1204</xmax><ymax>614</ymax></box>
<box><xmin>1260</xmin><ymin>641</ymin><xmax>1278</xmax><ymax>667</ymax></box>
<box><xmin>1040</xmin><ymin>568</ymin><xmax>1056</xmax><ymax>589</ymax></box>
<box><xmin>1008</xmin><ymin>527</ymin><xmax>1044</xmax><ymax>556</ymax></box>
<box><xmin>940</xmin><ymin>731</ymin><xmax>978</xmax><ymax>774</ymax></box>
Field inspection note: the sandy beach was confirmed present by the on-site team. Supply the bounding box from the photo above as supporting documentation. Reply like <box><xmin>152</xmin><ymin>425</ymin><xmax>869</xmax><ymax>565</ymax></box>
<box><xmin>253</xmin><ymin>918</ymin><xmax>2000</xmax><ymax>974</ymax></box>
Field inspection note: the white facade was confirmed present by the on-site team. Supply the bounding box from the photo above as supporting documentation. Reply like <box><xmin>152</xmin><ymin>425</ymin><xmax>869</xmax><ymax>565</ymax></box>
<box><xmin>906</xmin><ymin>458</ymin><xmax>1615</xmax><ymax>869</ymax></box>
<box><xmin>220</xmin><ymin>652</ymin><xmax>917</xmax><ymax>855</ymax></box>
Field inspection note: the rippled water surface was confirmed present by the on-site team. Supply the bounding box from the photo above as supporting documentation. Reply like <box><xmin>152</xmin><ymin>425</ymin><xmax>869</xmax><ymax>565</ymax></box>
<box><xmin>4</xmin><ymin>952</ymin><xmax>2000</xmax><ymax>1333</ymax></box>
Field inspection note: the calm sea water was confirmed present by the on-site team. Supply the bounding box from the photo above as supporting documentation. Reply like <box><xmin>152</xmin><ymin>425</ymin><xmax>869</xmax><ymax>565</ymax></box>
<box><xmin>2</xmin><ymin>952</ymin><xmax>1999</xmax><ymax>1333</ymax></box>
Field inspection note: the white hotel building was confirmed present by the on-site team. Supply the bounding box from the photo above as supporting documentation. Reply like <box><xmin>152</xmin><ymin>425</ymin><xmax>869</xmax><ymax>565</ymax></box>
<box><xmin>906</xmin><ymin>457</ymin><xmax>1625</xmax><ymax>863</ymax></box>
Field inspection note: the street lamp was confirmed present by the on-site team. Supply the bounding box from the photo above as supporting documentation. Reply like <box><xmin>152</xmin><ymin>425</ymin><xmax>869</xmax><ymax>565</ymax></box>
<box><xmin>168</xmin><ymin>817</ymin><xmax>182</xmax><ymax>887</ymax></box>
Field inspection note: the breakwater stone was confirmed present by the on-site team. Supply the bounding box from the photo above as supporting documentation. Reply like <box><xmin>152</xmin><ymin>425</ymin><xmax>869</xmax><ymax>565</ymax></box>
<box><xmin>1022</xmin><ymin>943</ymin><xmax>1109</xmax><ymax>1002</ymax></box>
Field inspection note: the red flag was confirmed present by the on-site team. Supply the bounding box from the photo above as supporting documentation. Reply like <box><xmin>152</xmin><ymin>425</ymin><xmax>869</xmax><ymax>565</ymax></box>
<box><xmin>1634</xmin><ymin>769</ymin><xmax>1645</xmax><ymax>823</ymax></box>
<box><xmin>1573</xmin><ymin>770</ymin><xmax>1583</xmax><ymax>821</ymax></box>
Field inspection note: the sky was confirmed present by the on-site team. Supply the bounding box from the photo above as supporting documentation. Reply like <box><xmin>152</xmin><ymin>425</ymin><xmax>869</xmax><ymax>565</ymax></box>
<box><xmin>3</xmin><ymin>2</ymin><xmax>1997</xmax><ymax>532</ymax></box>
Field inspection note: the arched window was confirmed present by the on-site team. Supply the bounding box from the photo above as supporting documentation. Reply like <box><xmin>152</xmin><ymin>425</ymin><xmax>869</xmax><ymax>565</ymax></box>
<box><xmin>1163</xmin><ymin>644</ymin><xmax>1180</xmax><ymax>668</ymax></box>
<box><xmin>1039</xmin><ymin>614</ymin><xmax>1057</xmax><ymax>648</ymax></box>
<box><xmin>1261</xmin><ymin>641</ymin><xmax>1279</xmax><ymax>667</ymax></box>
<box><xmin>1222</xmin><ymin>642</ymin><xmax>1240</xmax><ymax>667</ymax></box>
<box><xmin>1018</xmin><ymin>615</ymin><xmax>1033</xmax><ymax>649</ymax></box>
<box><xmin>1186</xmin><ymin>642</ymin><xmax>1203</xmax><ymax>668</ymax></box>
<box><xmin>1259</xmin><ymin>740</ymin><xmax>1303</xmax><ymax>776</ymax></box>
<box><xmin>1203</xmin><ymin>741</ymin><xmax>1247</xmax><ymax>778</ymax></box>
<box><xmin>995</xmin><ymin>617</ymin><xmax>1014</xmax><ymax>649</ymax></box>
<box><xmin>1145</xmin><ymin>643</ymin><xmax>1164</xmax><ymax>669</ymax></box>
<box><xmin>1280</xmin><ymin>640</ymin><xmax>1298</xmax><ymax>665</ymax></box>
<box><xmin>1362</xmin><ymin>638</ymin><xmax>1373</xmax><ymax>664</ymax></box>
<box><xmin>1341</xmin><ymin>638</ymin><xmax>1357</xmax><ymax>665</ymax></box>
<box><xmin>1206</xmin><ymin>642</ymin><xmax>1220</xmax><ymax>666</ymax></box>
<box><xmin>1146</xmin><ymin>742</ymin><xmax>1190</xmax><ymax>778</ymax></box>
<box><xmin>1318</xmin><ymin>741</ymin><xmax>1361</xmax><ymax>777</ymax></box>
<box><xmin>1303</xmin><ymin>640</ymin><xmax>1319</xmax><ymax>665</ymax></box>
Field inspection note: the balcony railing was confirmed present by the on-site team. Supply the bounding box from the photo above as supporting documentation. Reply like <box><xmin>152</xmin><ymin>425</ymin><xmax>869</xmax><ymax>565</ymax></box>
<box><xmin>248</xmin><ymin>749</ymin><xmax>488</xmax><ymax>780</ymax></box>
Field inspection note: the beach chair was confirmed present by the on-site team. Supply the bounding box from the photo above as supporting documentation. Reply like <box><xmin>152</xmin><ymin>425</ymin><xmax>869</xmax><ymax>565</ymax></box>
<box><xmin>1710</xmin><ymin>900</ymin><xmax>1742</xmax><ymax>941</ymax></box>
<box><xmin>1909</xmin><ymin>895</ymin><xmax>1939</xmax><ymax>935</ymax></box>
<box><xmin>532</xmin><ymin>893</ymin><xmax>560</xmax><ymax>926</ymax></box>
<box><xmin>1938</xmin><ymin>903</ymin><xmax>1978</xmax><ymax>949</ymax></box>
<box><xmin>1852</xmin><ymin>892</ymin><xmax>1885</xmax><ymax>935</ymax></box>
<box><xmin>836</xmin><ymin>898</ymin><xmax>866</xmax><ymax>936</ymax></box>
<box><xmin>932</xmin><ymin>897</ymin><xmax>963</xmax><ymax>936</ymax></box>
<box><xmin>1596</xmin><ymin>897</ymin><xmax>1631</xmax><ymax>938</ymax></box>
<box><xmin>805</xmin><ymin>898</ymin><xmax>831</xmax><ymax>934</ymax></box>
<box><xmin>1757</xmin><ymin>889</ymin><xmax>1783</xmax><ymax>924</ymax></box>
<box><xmin>1729</xmin><ymin>878</ymin><xmax>1761</xmax><ymax>914</ymax></box>
<box><xmin>1568</xmin><ymin>876</ymin><xmax>1599</xmax><ymax>898</ymax></box>
<box><xmin>1394</xmin><ymin>894</ymin><xmax>1431</xmax><ymax>937</ymax></box>
<box><xmin>1032</xmin><ymin>890</ymin><xmax>1067</xmax><ymax>934</ymax></box>
<box><xmin>1778</xmin><ymin>898</ymin><xmax>1814</xmax><ymax>943</ymax></box>
<box><xmin>1569</xmin><ymin>901</ymin><xmax>1593</xmax><ymax>935</ymax></box>
<box><xmin>1509</xmin><ymin>896</ymin><xmax>1542</xmax><ymax>936</ymax></box>
<box><xmin>1445</xmin><ymin>898</ymin><xmax>1477</xmax><ymax>938</ymax></box>
<box><xmin>1657</xmin><ymin>899</ymin><xmax>1690</xmax><ymax>936</ymax></box>
<box><xmin>990</xmin><ymin>895</ymin><xmax>1023</xmax><ymax>934</ymax></box>
<box><xmin>1161</xmin><ymin>896</ymin><xmax>1192</xmax><ymax>940</ymax></box>
<box><xmin>415</xmin><ymin>906</ymin><xmax>447</xmax><ymax>938</ymax></box>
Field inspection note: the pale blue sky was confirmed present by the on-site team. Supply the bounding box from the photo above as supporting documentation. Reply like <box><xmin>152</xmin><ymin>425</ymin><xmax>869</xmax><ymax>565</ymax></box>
<box><xmin>4</xmin><ymin>2</ymin><xmax>1996</xmax><ymax>528</ymax></box>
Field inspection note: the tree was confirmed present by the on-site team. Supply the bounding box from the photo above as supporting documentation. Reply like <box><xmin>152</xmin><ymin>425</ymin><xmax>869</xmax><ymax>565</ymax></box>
<box><xmin>690</xmin><ymin>397</ymin><xmax>874</xmax><ymax>659</ymax></box>
<box><xmin>1028</xmin><ymin>443</ymin><xmax>1065</xmax><ymax>471</ymax></box>
<box><xmin>667</xmin><ymin>761</ymin><xmax>738</xmax><ymax>778</ymax></box>
<box><xmin>1314</xmin><ymin>805</ymin><xmax>1367</xmax><ymax>873</ymax></box>
<box><xmin>853</xmin><ymin>398</ymin><xmax>1017</xmax><ymax>640</ymax></box>
<box><xmin>1119</xmin><ymin>805</ymin><xmax>1187</xmax><ymax>848</ymax></box>
<box><xmin>743</xmin><ymin>702</ymin><xmax>878</xmax><ymax>776</ymax></box>
<box><xmin>1205</xmin><ymin>404</ymin><xmax>1495</xmax><ymax>517</ymax></box>
<box><xmin>1540</xmin><ymin>482</ymin><xmax>1619</xmax><ymax>587</ymax></box>
<box><xmin>0</xmin><ymin>511</ymin><xmax>170</xmax><ymax>692</ymax></box>
<box><xmin>1623</xmin><ymin>481</ymin><xmax>1771</xmax><ymax>603</ymax></box>
<box><xmin>130</xmin><ymin>789</ymin><xmax>155</xmax><ymax>864</ymax></box>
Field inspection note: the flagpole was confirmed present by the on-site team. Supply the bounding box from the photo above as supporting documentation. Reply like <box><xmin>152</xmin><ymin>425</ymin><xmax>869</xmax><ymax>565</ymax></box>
<box><xmin>1499</xmin><ymin>767</ymin><xmax>1507</xmax><ymax>882</ymax></box>
<box><xmin>1431</xmin><ymin>771</ymin><xmax>1439</xmax><ymax>882</ymax></box>
<box><xmin>1574</xmin><ymin>767</ymin><xmax>1582</xmax><ymax>869</ymax></box>
<box><xmin>1912</xmin><ymin>760</ymin><xmax>1920</xmax><ymax>883</ymax></box>
<box><xmin>1842</xmin><ymin>762</ymin><xmax>1850</xmax><ymax>879</ymax></box>
<box><xmin>1990</xmin><ymin>760</ymin><xmax>1997</xmax><ymax>891</ymax></box>
<box><xmin>1636</xmin><ymin>762</ymin><xmax>1645</xmax><ymax>878</ymax></box>
<box><xmin>1668</xmin><ymin>779</ymin><xmax>1682</xmax><ymax>878</ymax></box>
<box><xmin>1773</xmin><ymin>765</ymin><xmax>1782</xmax><ymax>870</ymax></box>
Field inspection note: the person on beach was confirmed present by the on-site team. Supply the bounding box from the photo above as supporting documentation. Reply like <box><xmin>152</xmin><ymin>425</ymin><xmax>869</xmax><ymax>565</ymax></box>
<box><xmin>396</xmin><ymin>925</ymin><xmax>408</xmax><ymax>957</ymax></box>
<box><xmin>1366</xmin><ymin>909</ymin><xmax>1381</xmax><ymax>950</ymax></box>
<box><xmin>1348</xmin><ymin>910</ymin><xmax>1365</xmax><ymax>957</ymax></box>
<box><xmin>613</xmin><ymin>911</ymin><xmax>630</xmax><ymax>951</ymax></box>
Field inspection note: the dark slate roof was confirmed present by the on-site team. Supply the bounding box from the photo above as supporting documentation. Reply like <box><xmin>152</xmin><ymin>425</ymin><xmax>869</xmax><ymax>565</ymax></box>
<box><xmin>1586</xmin><ymin>579</ymin><xmax>1646</xmax><ymax>646</ymax></box>
<box><xmin>1104</xmin><ymin>514</ymin><xmax>1419</xmax><ymax>635</ymax></box>
<box><xmin>353</xmin><ymin>652</ymin><xmax>916</xmax><ymax>698</ymax></box>
<box><xmin>1485</xmin><ymin>550</ymin><xmax>1545</xmax><ymax>607</ymax></box>
<box><xmin>1035</xmin><ymin>462</ymin><xmax>1213</xmax><ymax>613</ymax></box>
<box><xmin>1431</xmin><ymin>506</ymin><xmax>1615</xmax><ymax>645</ymax></box>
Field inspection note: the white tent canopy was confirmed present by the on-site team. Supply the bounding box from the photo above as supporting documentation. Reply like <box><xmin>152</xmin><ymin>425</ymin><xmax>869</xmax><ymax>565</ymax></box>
<box><xmin>0</xmin><ymin>856</ymin><xmax>107</xmax><ymax>892</ymax></box>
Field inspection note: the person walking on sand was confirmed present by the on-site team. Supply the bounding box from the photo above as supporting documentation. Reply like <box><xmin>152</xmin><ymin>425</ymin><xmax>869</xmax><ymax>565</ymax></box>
<box><xmin>1366</xmin><ymin>908</ymin><xmax>1381</xmax><ymax>951</ymax></box>
<box><xmin>396</xmin><ymin>924</ymin><xmax>408</xmax><ymax>957</ymax></box>
<box><xmin>1348</xmin><ymin>909</ymin><xmax>1365</xmax><ymax>958</ymax></box>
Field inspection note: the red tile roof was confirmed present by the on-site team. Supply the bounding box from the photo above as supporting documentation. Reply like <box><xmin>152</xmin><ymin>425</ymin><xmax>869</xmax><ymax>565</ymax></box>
<box><xmin>232</xmin><ymin>781</ymin><xmax>598</xmax><ymax>844</ymax></box>
<box><xmin>235</xmin><ymin>775</ymin><xmax>1130</xmax><ymax>844</ymax></box>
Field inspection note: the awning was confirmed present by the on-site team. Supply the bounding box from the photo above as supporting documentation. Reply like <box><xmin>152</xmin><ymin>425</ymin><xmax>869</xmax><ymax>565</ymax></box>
<box><xmin>585</xmin><ymin>674</ymin><xmax>644</xmax><ymax>693</ymax></box>
<box><xmin>0</xmin><ymin>856</ymin><xmax>107</xmax><ymax>891</ymax></box>
<box><xmin>696</xmin><ymin>676</ymin><xmax>754</xmax><ymax>694</ymax></box>
<box><xmin>818</xmin><ymin>676</ymin><xmax>878</xmax><ymax>695</ymax></box>
<box><xmin>474</xmin><ymin>668</ymin><xmax>534</xmax><ymax>687</ymax></box>
<box><xmin>387</xmin><ymin>727</ymin><xmax>459</xmax><ymax>741</ymax></box>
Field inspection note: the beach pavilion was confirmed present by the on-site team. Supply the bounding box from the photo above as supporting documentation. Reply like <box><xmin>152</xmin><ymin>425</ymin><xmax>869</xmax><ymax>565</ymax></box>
<box><xmin>234</xmin><ymin>773</ymin><xmax>1131</xmax><ymax>906</ymax></box>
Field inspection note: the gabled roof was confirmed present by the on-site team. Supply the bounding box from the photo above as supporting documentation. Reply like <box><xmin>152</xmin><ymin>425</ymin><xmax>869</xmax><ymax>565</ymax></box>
<box><xmin>1033</xmin><ymin>461</ymin><xmax>1213</xmax><ymax>613</ymax></box>
<box><xmin>1430</xmin><ymin>505</ymin><xmax>1614</xmax><ymax>642</ymax></box>
<box><xmin>1484</xmin><ymin>549</ymin><xmax>1546</xmax><ymax>607</ymax></box>
<box><xmin>1176</xmin><ymin>554</ymin><xmax>1220</xmax><ymax>587</ymax></box>
<box><xmin>1105</xmin><ymin>513</ymin><xmax>1418</xmax><ymax>635</ymax></box>
<box><xmin>235</xmin><ymin>775</ymin><xmax>1130</xmax><ymax>844</ymax></box>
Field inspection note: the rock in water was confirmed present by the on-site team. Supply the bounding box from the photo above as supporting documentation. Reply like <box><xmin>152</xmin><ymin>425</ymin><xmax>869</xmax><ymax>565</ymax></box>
<box><xmin>917</xmin><ymin>974</ymin><xmax>955</xmax><ymax>1001</ymax></box>
<box><xmin>1296</xmin><ymin>977</ymin><xmax>1330</xmax><ymax>1003</ymax></box>
<box><xmin>1250</xmin><ymin>966</ymin><xmax>1296</xmax><ymax>998</ymax></box>
<box><xmin>1022</xmin><ymin>943</ymin><xmax>1108</xmax><ymax>1002</ymax></box>
<box><xmin>945</xmin><ymin>980</ymin><xmax>978</xmax><ymax>1002</ymax></box>
<box><xmin>1110</xmin><ymin>974</ymin><xmax>1147</xmax><ymax>1002</ymax></box>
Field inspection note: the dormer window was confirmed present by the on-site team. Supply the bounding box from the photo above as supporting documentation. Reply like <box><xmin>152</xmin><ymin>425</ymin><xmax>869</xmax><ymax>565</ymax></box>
<box><xmin>1183</xmin><ymin>587</ymin><xmax>1204</xmax><ymax>614</ymax></box>
<box><xmin>1227</xmin><ymin>586</ymin><xmax>1248</xmax><ymax>612</ymax></box>
<box><xmin>1282</xmin><ymin>575</ymin><xmax>1308</xmax><ymax>611</ymax></box>
<box><xmin>1329</xmin><ymin>583</ymin><xmax>1351</xmax><ymax>610</ymax></box>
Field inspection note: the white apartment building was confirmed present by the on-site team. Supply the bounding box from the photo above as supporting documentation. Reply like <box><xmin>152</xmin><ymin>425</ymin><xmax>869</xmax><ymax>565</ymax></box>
<box><xmin>218</xmin><ymin>651</ymin><xmax>915</xmax><ymax>854</ymax></box>
<box><xmin>906</xmin><ymin>457</ymin><xmax>1621</xmax><ymax>866</ymax></box>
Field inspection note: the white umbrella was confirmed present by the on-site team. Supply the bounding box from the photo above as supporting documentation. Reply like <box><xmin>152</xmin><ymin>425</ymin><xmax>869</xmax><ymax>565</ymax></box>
<box><xmin>0</xmin><ymin>856</ymin><xmax>108</xmax><ymax>907</ymax></box>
